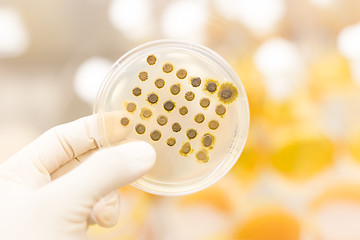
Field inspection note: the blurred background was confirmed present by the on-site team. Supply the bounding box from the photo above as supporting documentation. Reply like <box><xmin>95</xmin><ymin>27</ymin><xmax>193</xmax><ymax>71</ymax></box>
<box><xmin>1</xmin><ymin>0</ymin><xmax>360</xmax><ymax>239</ymax></box>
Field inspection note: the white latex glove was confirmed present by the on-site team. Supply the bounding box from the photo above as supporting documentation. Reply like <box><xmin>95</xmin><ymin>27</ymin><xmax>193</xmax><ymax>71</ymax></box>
<box><xmin>0</xmin><ymin>115</ymin><xmax>156</xmax><ymax>240</ymax></box>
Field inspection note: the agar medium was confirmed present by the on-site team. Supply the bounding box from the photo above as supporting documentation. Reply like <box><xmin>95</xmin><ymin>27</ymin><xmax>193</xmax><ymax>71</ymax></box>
<box><xmin>94</xmin><ymin>40</ymin><xmax>250</xmax><ymax>196</ymax></box>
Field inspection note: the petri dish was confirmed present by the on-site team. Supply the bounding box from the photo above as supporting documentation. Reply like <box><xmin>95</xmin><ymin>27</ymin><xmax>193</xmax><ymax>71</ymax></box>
<box><xmin>94</xmin><ymin>40</ymin><xmax>250</xmax><ymax>196</ymax></box>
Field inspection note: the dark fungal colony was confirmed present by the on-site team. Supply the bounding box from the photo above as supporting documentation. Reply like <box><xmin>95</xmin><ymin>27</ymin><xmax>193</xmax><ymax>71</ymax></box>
<box><xmin>191</xmin><ymin>77</ymin><xmax>201</xmax><ymax>87</ymax></box>
<box><xmin>194</xmin><ymin>113</ymin><xmax>205</xmax><ymax>123</ymax></box>
<box><xmin>170</xmin><ymin>84</ymin><xmax>181</xmax><ymax>95</ymax></box>
<box><xmin>215</xmin><ymin>104</ymin><xmax>226</xmax><ymax>116</ymax></box>
<box><xmin>199</xmin><ymin>98</ymin><xmax>210</xmax><ymax>108</ymax></box>
<box><xmin>126</xmin><ymin>102</ymin><xmax>137</xmax><ymax>113</ymax></box>
<box><xmin>163</xmin><ymin>100</ymin><xmax>175</xmax><ymax>112</ymax></box>
<box><xmin>166</xmin><ymin>137</ymin><xmax>176</xmax><ymax>146</ymax></box>
<box><xmin>162</xmin><ymin>63</ymin><xmax>173</xmax><ymax>73</ymax></box>
<box><xmin>179</xmin><ymin>106</ymin><xmax>188</xmax><ymax>115</ymax></box>
<box><xmin>186</xmin><ymin>128</ymin><xmax>197</xmax><ymax>140</ymax></box>
<box><xmin>132</xmin><ymin>87</ymin><xmax>142</xmax><ymax>96</ymax></box>
<box><xmin>120</xmin><ymin>117</ymin><xmax>129</xmax><ymax>126</ymax></box>
<box><xmin>138</xmin><ymin>71</ymin><xmax>148</xmax><ymax>81</ymax></box>
<box><xmin>155</xmin><ymin>78</ymin><xmax>165</xmax><ymax>88</ymax></box>
<box><xmin>172</xmin><ymin>122</ymin><xmax>182</xmax><ymax>132</ymax></box>
<box><xmin>205</xmin><ymin>79</ymin><xmax>218</xmax><ymax>93</ymax></box>
<box><xmin>176</xmin><ymin>69</ymin><xmax>187</xmax><ymax>79</ymax></box>
<box><xmin>147</xmin><ymin>55</ymin><xmax>157</xmax><ymax>65</ymax></box>
<box><xmin>147</xmin><ymin>93</ymin><xmax>159</xmax><ymax>104</ymax></box>
<box><xmin>202</xmin><ymin>133</ymin><xmax>214</xmax><ymax>148</ymax></box>
<box><xmin>140</xmin><ymin>108</ymin><xmax>152</xmax><ymax>119</ymax></box>
<box><xmin>218</xmin><ymin>82</ymin><xmax>238</xmax><ymax>104</ymax></box>
<box><xmin>157</xmin><ymin>115</ymin><xmax>168</xmax><ymax>126</ymax></box>
<box><xmin>180</xmin><ymin>142</ymin><xmax>192</xmax><ymax>156</ymax></box>
<box><xmin>150</xmin><ymin>130</ymin><xmax>162</xmax><ymax>141</ymax></box>
<box><xmin>208</xmin><ymin>120</ymin><xmax>219</xmax><ymax>130</ymax></box>
<box><xmin>135</xmin><ymin>123</ymin><xmax>146</xmax><ymax>134</ymax></box>
<box><xmin>196</xmin><ymin>150</ymin><xmax>209</xmax><ymax>163</ymax></box>
<box><xmin>185</xmin><ymin>91</ymin><xmax>195</xmax><ymax>101</ymax></box>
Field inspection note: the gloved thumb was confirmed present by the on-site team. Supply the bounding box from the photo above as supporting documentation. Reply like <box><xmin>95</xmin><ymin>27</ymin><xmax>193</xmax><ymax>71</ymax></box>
<box><xmin>42</xmin><ymin>141</ymin><xmax>156</xmax><ymax>207</ymax></box>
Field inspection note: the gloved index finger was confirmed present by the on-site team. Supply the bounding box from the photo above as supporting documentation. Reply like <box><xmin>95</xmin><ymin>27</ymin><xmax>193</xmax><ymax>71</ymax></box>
<box><xmin>25</xmin><ymin>115</ymin><xmax>100</xmax><ymax>174</ymax></box>
<box><xmin>0</xmin><ymin>115</ymin><xmax>100</xmax><ymax>187</ymax></box>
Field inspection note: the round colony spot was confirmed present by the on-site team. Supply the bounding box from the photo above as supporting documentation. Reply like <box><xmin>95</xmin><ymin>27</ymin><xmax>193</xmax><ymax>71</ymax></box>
<box><xmin>202</xmin><ymin>133</ymin><xmax>213</xmax><ymax>147</ymax></box>
<box><xmin>170</xmin><ymin>84</ymin><xmax>181</xmax><ymax>95</ymax></box>
<box><xmin>155</xmin><ymin>78</ymin><xmax>165</xmax><ymax>88</ymax></box>
<box><xmin>150</xmin><ymin>130</ymin><xmax>162</xmax><ymax>141</ymax></box>
<box><xmin>176</xmin><ymin>69</ymin><xmax>187</xmax><ymax>79</ymax></box>
<box><xmin>199</xmin><ymin>98</ymin><xmax>210</xmax><ymax>108</ymax></box>
<box><xmin>164</xmin><ymin>100</ymin><xmax>175</xmax><ymax>111</ymax></box>
<box><xmin>196</xmin><ymin>150</ymin><xmax>209</xmax><ymax>163</ymax></box>
<box><xmin>138</xmin><ymin>71</ymin><xmax>148</xmax><ymax>81</ymax></box>
<box><xmin>194</xmin><ymin>113</ymin><xmax>205</xmax><ymax>123</ymax></box>
<box><xmin>180</xmin><ymin>142</ymin><xmax>192</xmax><ymax>155</ymax></box>
<box><xmin>186</xmin><ymin>128</ymin><xmax>197</xmax><ymax>140</ymax></box>
<box><xmin>206</xmin><ymin>81</ymin><xmax>217</xmax><ymax>92</ymax></box>
<box><xmin>147</xmin><ymin>93</ymin><xmax>159</xmax><ymax>104</ymax></box>
<box><xmin>191</xmin><ymin>77</ymin><xmax>201</xmax><ymax>87</ymax></box>
<box><xmin>163</xmin><ymin>63</ymin><xmax>173</xmax><ymax>73</ymax></box>
<box><xmin>147</xmin><ymin>55</ymin><xmax>157</xmax><ymax>65</ymax></box>
<box><xmin>181</xmin><ymin>143</ymin><xmax>191</xmax><ymax>154</ymax></box>
<box><xmin>221</xmin><ymin>89</ymin><xmax>231</xmax><ymax>99</ymax></box>
<box><xmin>218</xmin><ymin>82</ymin><xmax>238</xmax><ymax>104</ymax></box>
<box><xmin>179</xmin><ymin>106</ymin><xmax>188</xmax><ymax>115</ymax></box>
<box><xmin>185</xmin><ymin>91</ymin><xmax>195</xmax><ymax>101</ymax></box>
<box><xmin>132</xmin><ymin>87</ymin><xmax>142</xmax><ymax>96</ymax></box>
<box><xmin>172</xmin><ymin>122</ymin><xmax>182</xmax><ymax>132</ymax></box>
<box><xmin>126</xmin><ymin>102</ymin><xmax>137</xmax><ymax>112</ymax></box>
<box><xmin>166</xmin><ymin>137</ymin><xmax>176</xmax><ymax>146</ymax></box>
<box><xmin>135</xmin><ymin>123</ymin><xmax>146</xmax><ymax>134</ymax></box>
<box><xmin>157</xmin><ymin>115</ymin><xmax>168</xmax><ymax>126</ymax></box>
<box><xmin>140</xmin><ymin>108</ymin><xmax>152</xmax><ymax>119</ymax></box>
<box><xmin>208</xmin><ymin>120</ymin><xmax>219</xmax><ymax>130</ymax></box>
<box><xmin>215</xmin><ymin>104</ymin><xmax>226</xmax><ymax>116</ymax></box>
<box><xmin>120</xmin><ymin>117</ymin><xmax>129</xmax><ymax>126</ymax></box>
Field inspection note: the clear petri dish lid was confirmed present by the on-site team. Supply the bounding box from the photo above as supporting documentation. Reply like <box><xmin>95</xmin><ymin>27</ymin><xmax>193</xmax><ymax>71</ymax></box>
<box><xmin>94</xmin><ymin>40</ymin><xmax>250</xmax><ymax>196</ymax></box>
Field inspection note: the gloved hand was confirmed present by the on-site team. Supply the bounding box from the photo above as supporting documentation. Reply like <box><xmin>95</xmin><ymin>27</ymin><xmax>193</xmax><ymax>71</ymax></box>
<box><xmin>0</xmin><ymin>115</ymin><xmax>156</xmax><ymax>240</ymax></box>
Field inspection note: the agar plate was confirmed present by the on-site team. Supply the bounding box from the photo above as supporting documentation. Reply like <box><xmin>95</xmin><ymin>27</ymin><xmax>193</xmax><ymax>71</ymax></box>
<box><xmin>94</xmin><ymin>40</ymin><xmax>250</xmax><ymax>196</ymax></box>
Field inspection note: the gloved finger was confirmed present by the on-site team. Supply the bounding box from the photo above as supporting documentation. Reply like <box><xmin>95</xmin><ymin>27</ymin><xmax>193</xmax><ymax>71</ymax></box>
<box><xmin>51</xmin><ymin>149</ymin><xmax>121</xmax><ymax>227</ymax></box>
<box><xmin>1</xmin><ymin>112</ymin><xmax>130</xmax><ymax>188</ymax></box>
<box><xmin>52</xmin><ymin>149</ymin><xmax>121</xmax><ymax>228</ymax></box>
<box><xmin>0</xmin><ymin>115</ymin><xmax>99</xmax><ymax>187</ymax></box>
<box><xmin>44</xmin><ymin>140</ymin><xmax>155</xmax><ymax>207</ymax></box>
<box><xmin>88</xmin><ymin>190</ymin><xmax>120</xmax><ymax>227</ymax></box>
<box><xmin>50</xmin><ymin>159</ymin><xmax>81</xmax><ymax>181</ymax></box>
<box><xmin>50</xmin><ymin>149</ymin><xmax>97</xmax><ymax>181</ymax></box>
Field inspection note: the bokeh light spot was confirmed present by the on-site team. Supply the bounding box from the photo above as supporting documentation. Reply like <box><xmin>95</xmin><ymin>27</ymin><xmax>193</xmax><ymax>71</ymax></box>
<box><xmin>234</xmin><ymin>208</ymin><xmax>300</xmax><ymax>240</ymax></box>
<box><xmin>161</xmin><ymin>0</ymin><xmax>208</xmax><ymax>43</ymax></box>
<box><xmin>108</xmin><ymin>0</ymin><xmax>154</xmax><ymax>40</ymax></box>
<box><xmin>73</xmin><ymin>57</ymin><xmax>112</xmax><ymax>104</ymax></box>
<box><xmin>213</xmin><ymin>0</ymin><xmax>286</xmax><ymax>36</ymax></box>
<box><xmin>254</xmin><ymin>38</ymin><xmax>304</xmax><ymax>101</ymax></box>
<box><xmin>0</xmin><ymin>7</ymin><xmax>29</xmax><ymax>58</ymax></box>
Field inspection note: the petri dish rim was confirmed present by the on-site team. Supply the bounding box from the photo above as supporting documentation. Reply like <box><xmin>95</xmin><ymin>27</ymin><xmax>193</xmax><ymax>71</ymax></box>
<box><xmin>94</xmin><ymin>39</ymin><xmax>250</xmax><ymax>196</ymax></box>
